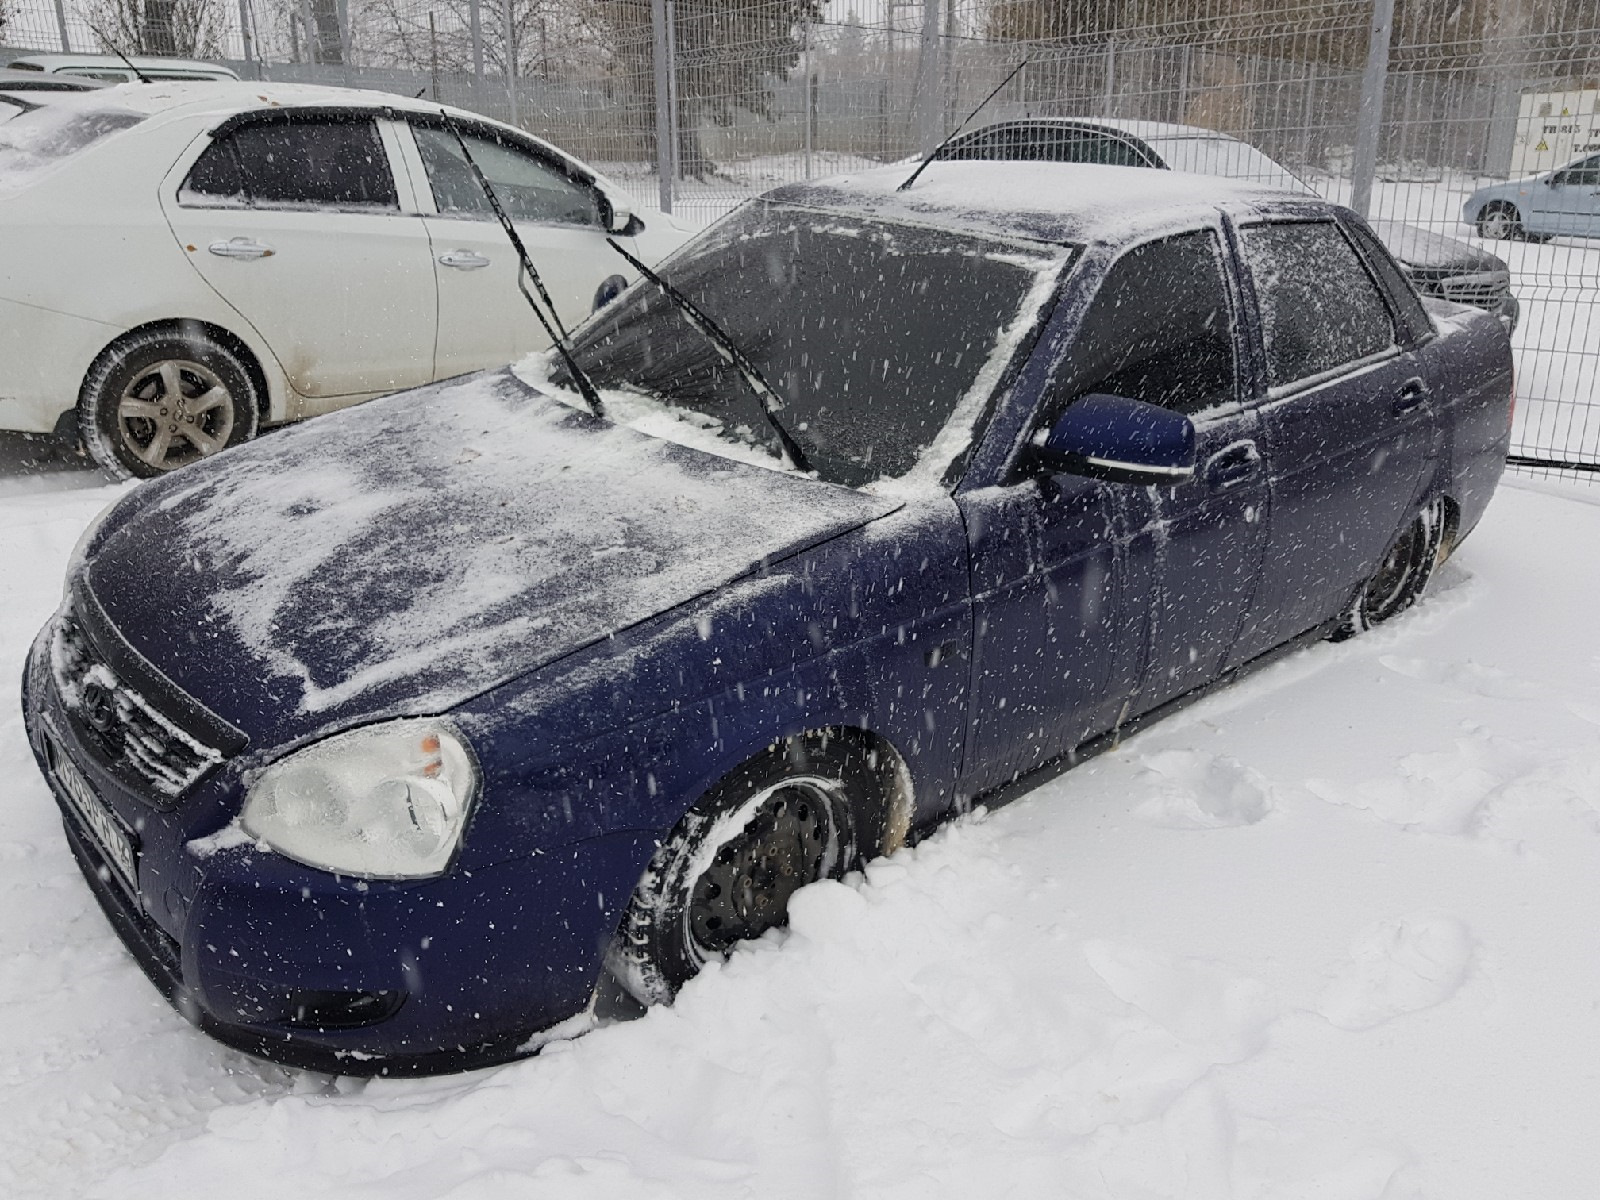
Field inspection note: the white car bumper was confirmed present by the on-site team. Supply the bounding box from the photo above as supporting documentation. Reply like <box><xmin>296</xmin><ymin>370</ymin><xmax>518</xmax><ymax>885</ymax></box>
<box><xmin>0</xmin><ymin>298</ymin><xmax>120</xmax><ymax>434</ymax></box>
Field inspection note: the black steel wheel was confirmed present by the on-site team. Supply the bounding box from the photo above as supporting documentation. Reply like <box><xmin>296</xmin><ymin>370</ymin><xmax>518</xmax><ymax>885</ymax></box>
<box><xmin>1334</xmin><ymin>498</ymin><xmax>1446</xmax><ymax>640</ymax></box>
<box><xmin>606</xmin><ymin>732</ymin><xmax>907</xmax><ymax>1007</ymax></box>
<box><xmin>80</xmin><ymin>327</ymin><xmax>259</xmax><ymax>479</ymax></box>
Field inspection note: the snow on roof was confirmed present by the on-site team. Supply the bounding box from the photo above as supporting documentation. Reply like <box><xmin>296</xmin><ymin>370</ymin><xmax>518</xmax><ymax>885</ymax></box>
<box><xmin>27</xmin><ymin>78</ymin><xmax>481</xmax><ymax>124</ymax></box>
<box><xmin>766</xmin><ymin>160</ymin><xmax>1306</xmax><ymax>245</ymax></box>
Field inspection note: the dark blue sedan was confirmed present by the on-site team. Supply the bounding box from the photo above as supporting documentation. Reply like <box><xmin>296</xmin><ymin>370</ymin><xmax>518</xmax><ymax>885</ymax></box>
<box><xmin>23</xmin><ymin>164</ymin><xmax>1512</xmax><ymax>1074</ymax></box>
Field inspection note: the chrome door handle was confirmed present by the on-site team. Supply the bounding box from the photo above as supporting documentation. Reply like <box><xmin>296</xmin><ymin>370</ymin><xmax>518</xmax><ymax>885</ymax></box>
<box><xmin>207</xmin><ymin>237</ymin><xmax>274</xmax><ymax>260</ymax></box>
<box><xmin>438</xmin><ymin>250</ymin><xmax>491</xmax><ymax>270</ymax></box>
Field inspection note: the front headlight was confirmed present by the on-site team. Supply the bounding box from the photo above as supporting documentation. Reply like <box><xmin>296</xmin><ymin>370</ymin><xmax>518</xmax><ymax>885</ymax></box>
<box><xmin>241</xmin><ymin>719</ymin><xmax>479</xmax><ymax>879</ymax></box>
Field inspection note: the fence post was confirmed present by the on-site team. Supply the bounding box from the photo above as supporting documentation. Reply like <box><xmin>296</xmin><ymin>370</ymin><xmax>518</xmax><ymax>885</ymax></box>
<box><xmin>502</xmin><ymin>0</ymin><xmax>518</xmax><ymax>125</ymax></box>
<box><xmin>802</xmin><ymin>16</ymin><xmax>813</xmax><ymax>180</ymax></box>
<box><xmin>1103</xmin><ymin>40</ymin><xmax>1116</xmax><ymax>114</ymax></box>
<box><xmin>1351</xmin><ymin>0</ymin><xmax>1395</xmax><ymax>219</ymax></box>
<box><xmin>469</xmin><ymin>0</ymin><xmax>484</xmax><ymax>106</ymax></box>
<box><xmin>52</xmin><ymin>0</ymin><xmax>70</xmax><ymax>51</ymax></box>
<box><xmin>915</xmin><ymin>0</ymin><xmax>940</xmax><ymax>153</ymax></box>
<box><xmin>238</xmin><ymin>0</ymin><xmax>255</xmax><ymax>76</ymax></box>
<box><xmin>651</xmin><ymin>0</ymin><xmax>674</xmax><ymax>213</ymax></box>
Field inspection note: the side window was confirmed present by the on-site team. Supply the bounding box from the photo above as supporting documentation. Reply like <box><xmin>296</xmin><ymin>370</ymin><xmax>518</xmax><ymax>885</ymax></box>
<box><xmin>182</xmin><ymin>117</ymin><xmax>397</xmax><ymax>210</ymax></box>
<box><xmin>412</xmin><ymin>124</ymin><xmax>601</xmax><ymax>227</ymax></box>
<box><xmin>1555</xmin><ymin>155</ymin><xmax>1600</xmax><ymax>186</ymax></box>
<box><xmin>1052</xmin><ymin>229</ymin><xmax>1237</xmax><ymax>418</ymax></box>
<box><xmin>1241</xmin><ymin>221</ymin><xmax>1396</xmax><ymax>389</ymax></box>
<box><xmin>1343</xmin><ymin>219</ymin><xmax>1431</xmax><ymax>345</ymax></box>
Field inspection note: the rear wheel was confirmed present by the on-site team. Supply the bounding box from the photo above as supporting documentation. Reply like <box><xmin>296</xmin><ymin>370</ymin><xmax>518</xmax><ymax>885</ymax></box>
<box><xmin>1334</xmin><ymin>498</ymin><xmax>1445</xmax><ymax>639</ymax></box>
<box><xmin>1476</xmin><ymin>202</ymin><xmax>1524</xmax><ymax>241</ymax></box>
<box><xmin>606</xmin><ymin>733</ymin><xmax>901</xmax><ymax>1007</ymax></box>
<box><xmin>79</xmin><ymin>328</ymin><xmax>259</xmax><ymax>479</ymax></box>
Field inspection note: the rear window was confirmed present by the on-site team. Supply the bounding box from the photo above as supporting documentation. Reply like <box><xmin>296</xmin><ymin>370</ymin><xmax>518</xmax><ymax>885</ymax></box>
<box><xmin>0</xmin><ymin>105</ymin><xmax>144</xmax><ymax>191</ymax></box>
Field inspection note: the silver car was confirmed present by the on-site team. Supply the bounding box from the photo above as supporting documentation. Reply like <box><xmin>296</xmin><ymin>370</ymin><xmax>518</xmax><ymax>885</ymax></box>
<box><xmin>1465</xmin><ymin>155</ymin><xmax>1600</xmax><ymax>240</ymax></box>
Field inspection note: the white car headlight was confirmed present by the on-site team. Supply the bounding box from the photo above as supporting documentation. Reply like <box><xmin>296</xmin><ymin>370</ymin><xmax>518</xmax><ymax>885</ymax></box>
<box><xmin>241</xmin><ymin>719</ymin><xmax>479</xmax><ymax>879</ymax></box>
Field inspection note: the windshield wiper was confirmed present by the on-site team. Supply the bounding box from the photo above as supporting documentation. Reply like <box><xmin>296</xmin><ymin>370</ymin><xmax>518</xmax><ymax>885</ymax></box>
<box><xmin>440</xmin><ymin>110</ymin><xmax>606</xmax><ymax>419</ymax></box>
<box><xmin>604</xmin><ymin>236</ymin><xmax>812</xmax><ymax>474</ymax></box>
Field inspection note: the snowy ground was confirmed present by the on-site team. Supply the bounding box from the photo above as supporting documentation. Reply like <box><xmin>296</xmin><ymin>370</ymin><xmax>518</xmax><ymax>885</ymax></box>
<box><xmin>4</xmin><ymin>450</ymin><xmax>1600</xmax><ymax>1196</ymax></box>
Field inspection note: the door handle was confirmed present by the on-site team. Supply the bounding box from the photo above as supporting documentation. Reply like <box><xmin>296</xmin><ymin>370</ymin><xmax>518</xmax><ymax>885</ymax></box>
<box><xmin>438</xmin><ymin>250</ymin><xmax>491</xmax><ymax>270</ymax></box>
<box><xmin>1203</xmin><ymin>440</ymin><xmax>1261</xmax><ymax>491</ymax></box>
<box><xmin>207</xmin><ymin>237</ymin><xmax>274</xmax><ymax>260</ymax></box>
<box><xmin>1393</xmin><ymin>376</ymin><xmax>1430</xmax><ymax>415</ymax></box>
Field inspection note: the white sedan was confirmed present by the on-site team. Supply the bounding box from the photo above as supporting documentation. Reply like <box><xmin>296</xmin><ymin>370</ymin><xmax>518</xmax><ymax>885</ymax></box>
<box><xmin>0</xmin><ymin>83</ymin><xmax>694</xmax><ymax>476</ymax></box>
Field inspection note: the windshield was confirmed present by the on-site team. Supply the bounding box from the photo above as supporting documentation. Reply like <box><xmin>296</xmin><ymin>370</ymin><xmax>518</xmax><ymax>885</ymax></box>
<box><xmin>557</xmin><ymin>202</ymin><xmax>1070</xmax><ymax>489</ymax></box>
<box><xmin>1148</xmin><ymin>137</ymin><xmax>1313</xmax><ymax>194</ymax></box>
<box><xmin>0</xmin><ymin>104</ymin><xmax>144</xmax><ymax>192</ymax></box>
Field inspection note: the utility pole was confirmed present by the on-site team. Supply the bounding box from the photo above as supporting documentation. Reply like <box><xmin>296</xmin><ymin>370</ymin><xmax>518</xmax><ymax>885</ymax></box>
<box><xmin>651</xmin><ymin>0</ymin><xmax>674</xmax><ymax>213</ymax></box>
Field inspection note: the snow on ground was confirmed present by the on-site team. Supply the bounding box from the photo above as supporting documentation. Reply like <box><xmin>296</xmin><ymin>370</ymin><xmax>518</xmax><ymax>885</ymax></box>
<box><xmin>3</xmin><ymin>461</ymin><xmax>1600</xmax><ymax>1198</ymax></box>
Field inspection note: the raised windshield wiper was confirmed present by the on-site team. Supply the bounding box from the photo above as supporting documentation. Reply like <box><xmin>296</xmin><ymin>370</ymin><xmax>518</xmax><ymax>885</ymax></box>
<box><xmin>604</xmin><ymin>236</ymin><xmax>812</xmax><ymax>474</ymax></box>
<box><xmin>440</xmin><ymin>110</ymin><xmax>606</xmax><ymax>419</ymax></box>
<box><xmin>897</xmin><ymin>58</ymin><xmax>1029</xmax><ymax>193</ymax></box>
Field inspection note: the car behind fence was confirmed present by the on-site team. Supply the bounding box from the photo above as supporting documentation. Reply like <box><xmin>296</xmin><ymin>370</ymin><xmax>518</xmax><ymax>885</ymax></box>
<box><xmin>3</xmin><ymin>0</ymin><xmax>1596</xmax><ymax>478</ymax></box>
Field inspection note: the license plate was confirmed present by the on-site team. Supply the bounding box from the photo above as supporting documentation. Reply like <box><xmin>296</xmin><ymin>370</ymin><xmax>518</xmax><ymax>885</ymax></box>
<box><xmin>48</xmin><ymin>735</ymin><xmax>138</xmax><ymax>893</ymax></box>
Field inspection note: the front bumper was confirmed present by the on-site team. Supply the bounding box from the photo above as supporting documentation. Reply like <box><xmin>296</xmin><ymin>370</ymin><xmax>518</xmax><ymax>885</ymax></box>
<box><xmin>23</xmin><ymin>621</ymin><xmax>653</xmax><ymax>1076</ymax></box>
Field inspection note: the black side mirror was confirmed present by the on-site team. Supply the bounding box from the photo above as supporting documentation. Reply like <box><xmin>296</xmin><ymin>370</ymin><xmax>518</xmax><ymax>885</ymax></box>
<box><xmin>1032</xmin><ymin>393</ymin><xmax>1196</xmax><ymax>484</ymax></box>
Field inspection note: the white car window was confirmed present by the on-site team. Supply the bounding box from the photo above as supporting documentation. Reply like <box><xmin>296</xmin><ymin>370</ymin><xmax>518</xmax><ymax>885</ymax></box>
<box><xmin>1147</xmin><ymin>137</ymin><xmax>1313</xmax><ymax>194</ymax></box>
<box><xmin>181</xmin><ymin>117</ymin><xmax>399</xmax><ymax>212</ymax></box>
<box><xmin>412</xmin><ymin>123</ymin><xmax>601</xmax><ymax>227</ymax></box>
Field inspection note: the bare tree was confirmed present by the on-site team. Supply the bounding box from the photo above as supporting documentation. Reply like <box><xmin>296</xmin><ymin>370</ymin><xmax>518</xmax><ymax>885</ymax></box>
<box><xmin>90</xmin><ymin>0</ymin><xmax>229</xmax><ymax>57</ymax></box>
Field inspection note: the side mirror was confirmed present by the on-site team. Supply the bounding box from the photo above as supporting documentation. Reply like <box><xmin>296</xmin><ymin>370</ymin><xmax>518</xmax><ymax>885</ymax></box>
<box><xmin>597</xmin><ymin>183</ymin><xmax>636</xmax><ymax>234</ymax></box>
<box><xmin>1032</xmin><ymin>393</ymin><xmax>1196</xmax><ymax>484</ymax></box>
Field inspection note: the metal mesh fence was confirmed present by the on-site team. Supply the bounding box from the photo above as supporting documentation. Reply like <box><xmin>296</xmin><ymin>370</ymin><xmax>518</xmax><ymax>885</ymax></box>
<box><xmin>3</xmin><ymin>0</ymin><xmax>1598</xmax><ymax>478</ymax></box>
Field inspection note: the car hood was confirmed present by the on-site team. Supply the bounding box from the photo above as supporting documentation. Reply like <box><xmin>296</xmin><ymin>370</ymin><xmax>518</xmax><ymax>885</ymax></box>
<box><xmin>1371</xmin><ymin>219</ymin><xmax>1506</xmax><ymax>273</ymax></box>
<box><xmin>85</xmin><ymin>369</ymin><xmax>899</xmax><ymax>752</ymax></box>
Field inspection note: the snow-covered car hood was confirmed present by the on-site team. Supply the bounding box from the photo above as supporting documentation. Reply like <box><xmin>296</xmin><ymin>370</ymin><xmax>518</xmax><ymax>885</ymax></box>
<box><xmin>1370</xmin><ymin>219</ymin><xmax>1506</xmax><ymax>273</ymax></box>
<box><xmin>82</xmin><ymin>369</ymin><xmax>899</xmax><ymax>752</ymax></box>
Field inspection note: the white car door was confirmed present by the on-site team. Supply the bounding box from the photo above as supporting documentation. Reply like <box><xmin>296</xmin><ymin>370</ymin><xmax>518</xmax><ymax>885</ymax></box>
<box><xmin>398</xmin><ymin>118</ymin><xmax>635</xmax><ymax>378</ymax></box>
<box><xmin>162</xmin><ymin>112</ymin><xmax>437</xmax><ymax>405</ymax></box>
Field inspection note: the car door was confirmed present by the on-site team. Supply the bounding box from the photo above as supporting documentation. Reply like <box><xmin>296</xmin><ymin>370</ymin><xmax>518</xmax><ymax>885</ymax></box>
<box><xmin>957</xmin><ymin>225</ymin><xmax>1264</xmax><ymax>791</ymax></box>
<box><xmin>1228</xmin><ymin>216</ymin><xmax>1435</xmax><ymax>662</ymax></box>
<box><xmin>1532</xmin><ymin>155</ymin><xmax>1600</xmax><ymax>236</ymax></box>
<box><xmin>401</xmin><ymin>118</ymin><xmax>632</xmax><ymax>378</ymax></box>
<box><xmin>162</xmin><ymin>111</ymin><xmax>438</xmax><ymax>404</ymax></box>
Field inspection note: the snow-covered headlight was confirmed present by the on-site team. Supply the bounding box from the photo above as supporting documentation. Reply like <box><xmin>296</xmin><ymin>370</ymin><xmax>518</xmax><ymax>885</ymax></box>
<box><xmin>241</xmin><ymin>719</ymin><xmax>479</xmax><ymax>879</ymax></box>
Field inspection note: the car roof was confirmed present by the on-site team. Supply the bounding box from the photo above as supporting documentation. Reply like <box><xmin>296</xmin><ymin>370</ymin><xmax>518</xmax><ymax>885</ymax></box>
<box><xmin>20</xmin><ymin>80</ymin><xmax>504</xmax><ymax>127</ymax></box>
<box><xmin>765</xmin><ymin>160</ymin><xmax>1317</xmax><ymax>246</ymax></box>
<box><xmin>0</xmin><ymin>67</ymin><xmax>110</xmax><ymax>90</ymax></box>
<box><xmin>974</xmin><ymin>116</ymin><xmax>1244</xmax><ymax>146</ymax></box>
<box><xmin>6</xmin><ymin>53</ymin><xmax>237</xmax><ymax>77</ymax></box>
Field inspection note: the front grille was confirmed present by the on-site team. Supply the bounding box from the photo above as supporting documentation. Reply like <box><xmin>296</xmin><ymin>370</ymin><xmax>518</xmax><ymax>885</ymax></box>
<box><xmin>49</xmin><ymin>604</ymin><xmax>225</xmax><ymax>804</ymax></box>
<box><xmin>1409</xmin><ymin>269</ymin><xmax>1510</xmax><ymax>311</ymax></box>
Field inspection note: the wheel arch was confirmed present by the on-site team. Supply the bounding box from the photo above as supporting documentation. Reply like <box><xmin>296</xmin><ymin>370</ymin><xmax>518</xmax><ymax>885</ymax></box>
<box><xmin>81</xmin><ymin>317</ymin><xmax>280</xmax><ymax>426</ymax></box>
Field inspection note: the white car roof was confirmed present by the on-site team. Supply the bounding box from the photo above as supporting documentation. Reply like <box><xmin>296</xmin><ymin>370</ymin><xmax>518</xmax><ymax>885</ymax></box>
<box><xmin>7</xmin><ymin>54</ymin><xmax>238</xmax><ymax>77</ymax></box>
<box><xmin>1001</xmin><ymin>116</ymin><xmax>1243</xmax><ymax>145</ymax></box>
<box><xmin>47</xmin><ymin>79</ymin><xmax>479</xmax><ymax>123</ymax></box>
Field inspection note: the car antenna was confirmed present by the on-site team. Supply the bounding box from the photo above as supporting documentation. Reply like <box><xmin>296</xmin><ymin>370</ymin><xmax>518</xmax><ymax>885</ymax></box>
<box><xmin>604</xmin><ymin>236</ymin><xmax>812</xmax><ymax>475</ymax></box>
<box><xmin>897</xmin><ymin>58</ymin><xmax>1028</xmax><ymax>193</ymax></box>
<box><xmin>439</xmin><ymin>109</ymin><xmax>606</xmax><ymax>419</ymax></box>
<box><xmin>87</xmin><ymin>24</ymin><xmax>154</xmax><ymax>84</ymax></box>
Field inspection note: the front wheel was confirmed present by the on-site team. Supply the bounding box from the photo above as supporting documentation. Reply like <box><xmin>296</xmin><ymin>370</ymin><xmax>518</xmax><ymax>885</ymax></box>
<box><xmin>1476</xmin><ymin>202</ymin><xmax>1524</xmax><ymax>241</ymax></box>
<box><xmin>606</xmin><ymin>733</ymin><xmax>900</xmax><ymax>1007</ymax></box>
<box><xmin>1334</xmin><ymin>498</ymin><xmax>1446</xmax><ymax>640</ymax></box>
<box><xmin>79</xmin><ymin>328</ymin><xmax>259</xmax><ymax>479</ymax></box>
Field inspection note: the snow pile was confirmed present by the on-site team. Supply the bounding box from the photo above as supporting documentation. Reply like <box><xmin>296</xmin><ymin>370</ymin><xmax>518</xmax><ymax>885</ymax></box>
<box><xmin>3</xmin><ymin>478</ymin><xmax>1600</xmax><ymax>1197</ymax></box>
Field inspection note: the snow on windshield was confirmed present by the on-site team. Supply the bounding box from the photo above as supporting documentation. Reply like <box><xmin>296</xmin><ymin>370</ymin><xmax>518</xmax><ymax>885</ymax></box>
<box><xmin>0</xmin><ymin>104</ymin><xmax>143</xmax><ymax>193</ymax></box>
<box><xmin>1148</xmin><ymin>137</ymin><xmax>1313</xmax><ymax>194</ymax></box>
<box><xmin>537</xmin><ymin>203</ymin><xmax>1071</xmax><ymax>491</ymax></box>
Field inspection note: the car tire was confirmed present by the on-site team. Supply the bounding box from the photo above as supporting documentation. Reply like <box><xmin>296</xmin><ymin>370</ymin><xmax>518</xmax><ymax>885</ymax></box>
<box><xmin>80</xmin><ymin>327</ymin><xmax>259</xmax><ymax>479</ymax></box>
<box><xmin>605</xmin><ymin>732</ymin><xmax>902</xmax><ymax>1007</ymax></box>
<box><xmin>1333</xmin><ymin>498</ymin><xmax>1446</xmax><ymax>640</ymax></box>
<box><xmin>1476</xmin><ymin>202</ymin><xmax>1525</xmax><ymax>241</ymax></box>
